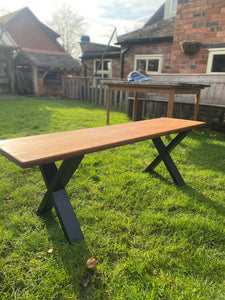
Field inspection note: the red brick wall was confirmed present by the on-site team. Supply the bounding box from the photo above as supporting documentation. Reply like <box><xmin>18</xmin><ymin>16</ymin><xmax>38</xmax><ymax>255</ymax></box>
<box><xmin>37</xmin><ymin>70</ymin><xmax>80</xmax><ymax>97</ymax></box>
<box><xmin>112</xmin><ymin>58</ymin><xmax>121</xmax><ymax>79</ymax></box>
<box><xmin>37</xmin><ymin>76</ymin><xmax>62</xmax><ymax>97</ymax></box>
<box><xmin>121</xmin><ymin>41</ymin><xmax>173</xmax><ymax>78</ymax></box>
<box><xmin>38</xmin><ymin>85</ymin><xmax>62</xmax><ymax>97</ymax></box>
<box><xmin>170</xmin><ymin>0</ymin><xmax>225</xmax><ymax>73</ymax></box>
<box><xmin>7</xmin><ymin>12</ymin><xmax>63</xmax><ymax>53</ymax></box>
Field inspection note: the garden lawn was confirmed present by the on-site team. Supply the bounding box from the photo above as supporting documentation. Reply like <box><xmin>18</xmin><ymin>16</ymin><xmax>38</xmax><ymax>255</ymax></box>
<box><xmin>0</xmin><ymin>97</ymin><xmax>225</xmax><ymax>300</ymax></box>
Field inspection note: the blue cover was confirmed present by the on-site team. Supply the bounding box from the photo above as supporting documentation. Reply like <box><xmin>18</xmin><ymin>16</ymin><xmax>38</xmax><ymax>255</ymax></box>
<box><xmin>128</xmin><ymin>71</ymin><xmax>152</xmax><ymax>82</ymax></box>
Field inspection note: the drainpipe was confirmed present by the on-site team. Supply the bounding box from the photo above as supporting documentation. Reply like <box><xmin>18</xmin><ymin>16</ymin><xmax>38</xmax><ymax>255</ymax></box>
<box><xmin>120</xmin><ymin>46</ymin><xmax>130</xmax><ymax>79</ymax></box>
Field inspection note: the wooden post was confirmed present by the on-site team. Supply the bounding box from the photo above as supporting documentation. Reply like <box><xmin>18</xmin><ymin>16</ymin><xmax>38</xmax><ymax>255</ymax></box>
<box><xmin>103</xmin><ymin>84</ymin><xmax>107</xmax><ymax>106</ymax></box>
<box><xmin>132</xmin><ymin>91</ymin><xmax>138</xmax><ymax>121</ymax></box>
<box><xmin>9</xmin><ymin>51</ymin><xmax>15</xmax><ymax>94</ymax></box>
<box><xmin>166</xmin><ymin>90</ymin><xmax>175</xmax><ymax>139</ymax></box>
<box><xmin>167</xmin><ymin>90</ymin><xmax>175</xmax><ymax>118</ymax></box>
<box><xmin>106</xmin><ymin>87</ymin><xmax>111</xmax><ymax>124</ymax></box>
<box><xmin>99</xmin><ymin>82</ymin><xmax>103</xmax><ymax>105</ymax></box>
<box><xmin>32</xmin><ymin>65</ymin><xmax>39</xmax><ymax>97</ymax></box>
<box><xmin>119</xmin><ymin>91</ymin><xmax>123</xmax><ymax>108</ymax></box>
<box><xmin>62</xmin><ymin>77</ymin><xmax>65</xmax><ymax>98</ymax></box>
<box><xmin>193</xmin><ymin>90</ymin><xmax>200</xmax><ymax>120</ymax></box>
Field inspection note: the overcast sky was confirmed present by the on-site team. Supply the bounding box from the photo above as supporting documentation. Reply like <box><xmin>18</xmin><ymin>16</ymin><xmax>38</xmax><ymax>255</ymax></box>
<box><xmin>0</xmin><ymin>0</ymin><xmax>165</xmax><ymax>44</ymax></box>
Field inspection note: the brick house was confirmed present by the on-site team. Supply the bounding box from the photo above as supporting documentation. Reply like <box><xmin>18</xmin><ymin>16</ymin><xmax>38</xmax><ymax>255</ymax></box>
<box><xmin>116</xmin><ymin>17</ymin><xmax>174</xmax><ymax>78</ymax></box>
<box><xmin>0</xmin><ymin>7</ymin><xmax>81</xmax><ymax>96</ymax></box>
<box><xmin>80</xmin><ymin>0</ymin><xmax>225</xmax><ymax>79</ymax></box>
<box><xmin>80</xmin><ymin>0</ymin><xmax>175</xmax><ymax>79</ymax></box>
<box><xmin>170</xmin><ymin>0</ymin><xmax>225</xmax><ymax>74</ymax></box>
<box><xmin>80</xmin><ymin>36</ymin><xmax>121</xmax><ymax>79</ymax></box>
<box><xmin>78</xmin><ymin>0</ymin><xmax>225</xmax><ymax>128</ymax></box>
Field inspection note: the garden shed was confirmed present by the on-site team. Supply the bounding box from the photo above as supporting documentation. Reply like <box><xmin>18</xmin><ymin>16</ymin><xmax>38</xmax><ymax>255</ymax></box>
<box><xmin>14</xmin><ymin>49</ymin><xmax>81</xmax><ymax>96</ymax></box>
<box><xmin>0</xmin><ymin>24</ymin><xmax>17</xmax><ymax>94</ymax></box>
<box><xmin>0</xmin><ymin>7</ymin><xmax>81</xmax><ymax>97</ymax></box>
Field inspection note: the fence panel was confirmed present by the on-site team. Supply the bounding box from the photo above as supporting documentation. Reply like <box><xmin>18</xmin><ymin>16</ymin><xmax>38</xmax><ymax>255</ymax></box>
<box><xmin>62</xmin><ymin>76</ymin><xmax>225</xmax><ymax>130</ymax></box>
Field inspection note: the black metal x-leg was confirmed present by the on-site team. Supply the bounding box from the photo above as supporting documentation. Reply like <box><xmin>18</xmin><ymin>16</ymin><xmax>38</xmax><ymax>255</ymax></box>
<box><xmin>35</xmin><ymin>130</ymin><xmax>190</xmax><ymax>244</ymax></box>
<box><xmin>37</xmin><ymin>155</ymin><xmax>84</xmax><ymax>244</ymax></box>
<box><xmin>144</xmin><ymin>130</ymin><xmax>190</xmax><ymax>186</ymax></box>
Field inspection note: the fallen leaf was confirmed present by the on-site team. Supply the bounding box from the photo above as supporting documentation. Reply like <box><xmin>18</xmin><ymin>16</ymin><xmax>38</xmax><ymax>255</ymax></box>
<box><xmin>47</xmin><ymin>248</ymin><xmax>53</xmax><ymax>254</ymax></box>
<box><xmin>86</xmin><ymin>257</ymin><xmax>97</xmax><ymax>270</ymax></box>
<box><xmin>80</xmin><ymin>274</ymin><xmax>91</xmax><ymax>288</ymax></box>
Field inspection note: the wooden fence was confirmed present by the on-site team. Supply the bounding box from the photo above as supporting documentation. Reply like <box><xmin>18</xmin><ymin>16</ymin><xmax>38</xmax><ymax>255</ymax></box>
<box><xmin>62</xmin><ymin>75</ymin><xmax>225</xmax><ymax>130</ymax></box>
<box><xmin>63</xmin><ymin>77</ymin><xmax>128</xmax><ymax>107</ymax></box>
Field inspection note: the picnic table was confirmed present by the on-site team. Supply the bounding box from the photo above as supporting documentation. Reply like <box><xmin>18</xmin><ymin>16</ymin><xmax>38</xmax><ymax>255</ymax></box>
<box><xmin>105</xmin><ymin>81</ymin><xmax>210</xmax><ymax>124</ymax></box>
<box><xmin>0</xmin><ymin>118</ymin><xmax>205</xmax><ymax>244</ymax></box>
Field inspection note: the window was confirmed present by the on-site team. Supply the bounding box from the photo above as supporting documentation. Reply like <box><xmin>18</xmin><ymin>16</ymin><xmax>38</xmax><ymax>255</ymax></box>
<box><xmin>94</xmin><ymin>59</ymin><xmax>112</xmax><ymax>78</ymax></box>
<box><xmin>206</xmin><ymin>48</ymin><xmax>225</xmax><ymax>74</ymax></box>
<box><xmin>43</xmin><ymin>72</ymin><xmax>62</xmax><ymax>86</ymax></box>
<box><xmin>170</xmin><ymin>0</ymin><xmax>178</xmax><ymax>14</ymax></box>
<box><xmin>164</xmin><ymin>0</ymin><xmax>177</xmax><ymax>19</ymax></box>
<box><xmin>134</xmin><ymin>55</ymin><xmax>163</xmax><ymax>74</ymax></box>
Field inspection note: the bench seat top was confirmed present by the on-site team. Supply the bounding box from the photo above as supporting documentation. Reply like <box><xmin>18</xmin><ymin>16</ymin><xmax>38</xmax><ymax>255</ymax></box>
<box><xmin>0</xmin><ymin>118</ymin><xmax>205</xmax><ymax>169</ymax></box>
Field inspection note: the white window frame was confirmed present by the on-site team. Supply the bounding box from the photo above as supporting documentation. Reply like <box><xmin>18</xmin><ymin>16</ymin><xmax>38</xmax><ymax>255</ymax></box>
<box><xmin>170</xmin><ymin>0</ymin><xmax>178</xmax><ymax>14</ymax></box>
<box><xmin>134</xmin><ymin>54</ymin><xmax>163</xmax><ymax>74</ymax></box>
<box><xmin>206</xmin><ymin>48</ymin><xmax>225</xmax><ymax>74</ymax></box>
<box><xmin>93</xmin><ymin>59</ymin><xmax>112</xmax><ymax>78</ymax></box>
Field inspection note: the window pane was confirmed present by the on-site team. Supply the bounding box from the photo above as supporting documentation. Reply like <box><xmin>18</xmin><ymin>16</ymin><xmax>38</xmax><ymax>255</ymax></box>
<box><xmin>95</xmin><ymin>61</ymin><xmax>101</xmax><ymax>71</ymax></box>
<box><xmin>136</xmin><ymin>59</ymin><xmax>146</xmax><ymax>72</ymax></box>
<box><xmin>103</xmin><ymin>60</ymin><xmax>111</xmax><ymax>71</ymax></box>
<box><xmin>172</xmin><ymin>0</ymin><xmax>177</xmax><ymax>11</ymax></box>
<box><xmin>211</xmin><ymin>54</ymin><xmax>225</xmax><ymax>72</ymax></box>
<box><xmin>147</xmin><ymin>59</ymin><xmax>159</xmax><ymax>72</ymax></box>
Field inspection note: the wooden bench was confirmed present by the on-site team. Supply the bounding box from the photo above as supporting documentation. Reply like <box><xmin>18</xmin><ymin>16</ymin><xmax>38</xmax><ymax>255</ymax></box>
<box><xmin>0</xmin><ymin>118</ymin><xmax>205</xmax><ymax>244</ymax></box>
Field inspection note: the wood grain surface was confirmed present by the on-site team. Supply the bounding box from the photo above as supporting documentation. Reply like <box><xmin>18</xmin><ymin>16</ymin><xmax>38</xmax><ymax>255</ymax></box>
<box><xmin>0</xmin><ymin>118</ymin><xmax>205</xmax><ymax>168</ymax></box>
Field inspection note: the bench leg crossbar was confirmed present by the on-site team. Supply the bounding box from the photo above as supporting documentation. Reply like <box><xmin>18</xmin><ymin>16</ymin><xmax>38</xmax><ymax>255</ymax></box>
<box><xmin>145</xmin><ymin>130</ymin><xmax>190</xmax><ymax>186</ymax></box>
<box><xmin>37</xmin><ymin>155</ymin><xmax>84</xmax><ymax>244</ymax></box>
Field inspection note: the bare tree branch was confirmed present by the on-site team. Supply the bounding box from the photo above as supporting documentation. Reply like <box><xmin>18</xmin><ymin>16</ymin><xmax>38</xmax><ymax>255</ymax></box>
<box><xmin>47</xmin><ymin>3</ymin><xmax>87</xmax><ymax>58</ymax></box>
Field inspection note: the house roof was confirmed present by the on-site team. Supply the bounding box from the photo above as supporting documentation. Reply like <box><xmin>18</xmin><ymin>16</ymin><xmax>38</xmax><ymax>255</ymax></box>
<box><xmin>144</xmin><ymin>3</ymin><xmax>165</xmax><ymax>27</ymax></box>
<box><xmin>0</xmin><ymin>44</ymin><xmax>16</xmax><ymax>51</ymax></box>
<box><xmin>116</xmin><ymin>17</ymin><xmax>175</xmax><ymax>45</ymax></box>
<box><xmin>15</xmin><ymin>50</ymin><xmax>82</xmax><ymax>70</ymax></box>
<box><xmin>0</xmin><ymin>7</ymin><xmax>64</xmax><ymax>52</ymax></box>
<box><xmin>0</xmin><ymin>9</ymin><xmax>21</xmax><ymax>24</ymax></box>
<box><xmin>80</xmin><ymin>41</ymin><xmax>120</xmax><ymax>59</ymax></box>
<box><xmin>116</xmin><ymin>1</ymin><xmax>175</xmax><ymax>45</ymax></box>
<box><xmin>0</xmin><ymin>7</ymin><xmax>60</xmax><ymax>40</ymax></box>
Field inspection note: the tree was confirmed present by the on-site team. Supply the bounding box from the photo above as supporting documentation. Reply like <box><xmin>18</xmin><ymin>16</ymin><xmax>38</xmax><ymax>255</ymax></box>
<box><xmin>47</xmin><ymin>2</ymin><xmax>86</xmax><ymax>58</ymax></box>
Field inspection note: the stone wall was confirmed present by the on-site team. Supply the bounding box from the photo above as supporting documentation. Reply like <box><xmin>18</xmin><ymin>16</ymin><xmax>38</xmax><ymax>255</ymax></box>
<box><xmin>170</xmin><ymin>0</ymin><xmax>225</xmax><ymax>73</ymax></box>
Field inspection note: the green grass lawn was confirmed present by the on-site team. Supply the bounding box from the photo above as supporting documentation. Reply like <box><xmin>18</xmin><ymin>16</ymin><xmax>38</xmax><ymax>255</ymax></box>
<box><xmin>0</xmin><ymin>97</ymin><xmax>225</xmax><ymax>299</ymax></box>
